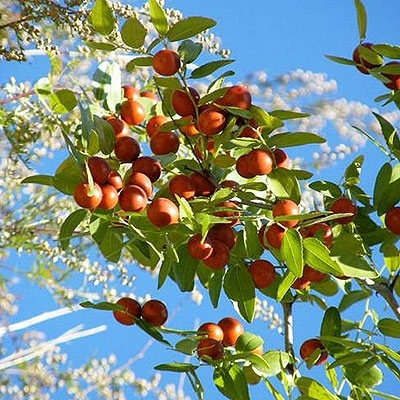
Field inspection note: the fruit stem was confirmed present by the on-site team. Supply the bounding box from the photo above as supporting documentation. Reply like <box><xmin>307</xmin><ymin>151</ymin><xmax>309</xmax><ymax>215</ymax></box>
<box><xmin>282</xmin><ymin>301</ymin><xmax>296</xmax><ymax>375</ymax></box>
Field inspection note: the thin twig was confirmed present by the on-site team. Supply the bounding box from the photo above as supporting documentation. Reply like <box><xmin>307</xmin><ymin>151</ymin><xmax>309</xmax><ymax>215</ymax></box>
<box><xmin>282</xmin><ymin>301</ymin><xmax>295</xmax><ymax>375</ymax></box>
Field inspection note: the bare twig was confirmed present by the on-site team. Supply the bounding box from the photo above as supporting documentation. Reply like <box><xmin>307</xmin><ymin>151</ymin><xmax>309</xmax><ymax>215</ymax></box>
<box><xmin>282</xmin><ymin>301</ymin><xmax>295</xmax><ymax>375</ymax></box>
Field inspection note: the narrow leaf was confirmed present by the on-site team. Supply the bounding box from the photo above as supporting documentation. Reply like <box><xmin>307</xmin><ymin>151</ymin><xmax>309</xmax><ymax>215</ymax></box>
<box><xmin>21</xmin><ymin>174</ymin><xmax>54</xmax><ymax>186</ymax></box>
<box><xmin>281</xmin><ymin>229</ymin><xmax>303</xmax><ymax>277</ymax></box>
<box><xmin>148</xmin><ymin>0</ymin><xmax>168</xmax><ymax>36</ymax></box>
<box><xmin>60</xmin><ymin>209</ymin><xmax>88</xmax><ymax>250</ymax></box>
<box><xmin>354</xmin><ymin>0</ymin><xmax>367</xmax><ymax>41</ymax></box>
<box><xmin>167</xmin><ymin>17</ymin><xmax>216</xmax><ymax>42</ymax></box>
<box><xmin>190</xmin><ymin>60</ymin><xmax>235</xmax><ymax>79</ymax></box>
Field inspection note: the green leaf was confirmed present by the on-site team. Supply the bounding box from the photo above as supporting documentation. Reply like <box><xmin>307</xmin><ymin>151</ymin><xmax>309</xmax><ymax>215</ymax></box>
<box><xmin>235</xmin><ymin>332</ymin><xmax>263</xmax><ymax>353</ymax></box>
<box><xmin>93</xmin><ymin>115</ymin><xmax>115</xmax><ymax>154</ymax></box>
<box><xmin>154</xmin><ymin>362</ymin><xmax>197</xmax><ymax>373</ymax></box>
<box><xmin>134</xmin><ymin>317</ymin><xmax>171</xmax><ymax>346</ymax></box>
<box><xmin>325</xmin><ymin>54</ymin><xmax>356</xmax><ymax>65</ymax></box>
<box><xmin>49</xmin><ymin>89</ymin><xmax>77</xmax><ymax>114</ymax></box>
<box><xmin>343</xmin><ymin>361</ymin><xmax>383</xmax><ymax>388</ymax></box>
<box><xmin>267</xmin><ymin>168</ymin><xmax>301</xmax><ymax>204</ymax></box>
<box><xmin>270</xmin><ymin>110</ymin><xmax>310</xmax><ymax>120</ymax></box>
<box><xmin>373</xmin><ymin>163</ymin><xmax>400</xmax><ymax>215</ymax></box>
<box><xmin>296</xmin><ymin>377</ymin><xmax>339</xmax><ymax>400</ymax></box>
<box><xmin>261</xmin><ymin>351</ymin><xmax>290</xmax><ymax>377</ymax></box>
<box><xmin>199</xmin><ymin>87</ymin><xmax>228</xmax><ymax>106</ymax></box>
<box><xmin>338</xmin><ymin>290</ymin><xmax>370</xmax><ymax>312</ymax></box>
<box><xmin>174</xmin><ymin>338</ymin><xmax>198</xmax><ymax>355</ymax></box>
<box><xmin>178</xmin><ymin>39</ymin><xmax>202</xmax><ymax>64</ymax></box>
<box><xmin>80</xmin><ymin>300</ymin><xmax>122</xmax><ymax>311</ymax></box>
<box><xmin>309</xmin><ymin>181</ymin><xmax>342</xmax><ymax>199</ymax></box>
<box><xmin>372</xmin><ymin>43</ymin><xmax>400</xmax><ymax>59</ymax></box>
<box><xmin>84</xmin><ymin>41</ymin><xmax>117</xmax><ymax>51</ymax></box>
<box><xmin>354</xmin><ymin>0</ymin><xmax>367</xmax><ymax>41</ymax></box>
<box><xmin>190</xmin><ymin>60</ymin><xmax>235</xmax><ymax>79</ymax></box>
<box><xmin>148</xmin><ymin>0</ymin><xmax>168</xmax><ymax>36</ymax></box>
<box><xmin>213</xmin><ymin>364</ymin><xmax>250</xmax><ymax>400</ymax></box>
<box><xmin>277</xmin><ymin>272</ymin><xmax>297</xmax><ymax>301</ymax></box>
<box><xmin>250</xmin><ymin>105</ymin><xmax>283</xmax><ymax>132</ymax></box>
<box><xmin>167</xmin><ymin>17</ymin><xmax>216</xmax><ymax>42</ymax></box>
<box><xmin>372</xmin><ymin>112</ymin><xmax>400</xmax><ymax>154</ymax></box>
<box><xmin>126</xmin><ymin>56</ymin><xmax>153</xmax><ymax>72</ymax></box>
<box><xmin>90</xmin><ymin>0</ymin><xmax>115</xmax><ymax>35</ymax></box>
<box><xmin>208</xmin><ymin>269</ymin><xmax>224</xmax><ymax>308</ymax></box>
<box><xmin>331</xmin><ymin>252</ymin><xmax>378</xmax><ymax>279</ymax></box>
<box><xmin>344</xmin><ymin>155</ymin><xmax>364</xmax><ymax>188</ymax></box>
<box><xmin>281</xmin><ymin>229</ymin><xmax>303</xmax><ymax>277</ymax></box>
<box><xmin>223</xmin><ymin>265</ymin><xmax>255</xmax><ymax>322</ymax></box>
<box><xmin>21</xmin><ymin>174</ymin><xmax>54</xmax><ymax>186</ymax></box>
<box><xmin>320</xmin><ymin>307</ymin><xmax>343</xmax><ymax>355</ymax></box>
<box><xmin>60</xmin><ymin>209</ymin><xmax>88</xmax><ymax>250</ymax></box>
<box><xmin>98</xmin><ymin>228</ymin><xmax>123</xmax><ymax>262</ymax></box>
<box><xmin>243</xmin><ymin>220</ymin><xmax>263</xmax><ymax>259</ymax></box>
<box><xmin>106</xmin><ymin>62</ymin><xmax>121</xmax><ymax>113</ymax></box>
<box><xmin>377</xmin><ymin>318</ymin><xmax>400</xmax><ymax>338</ymax></box>
<box><xmin>303</xmin><ymin>238</ymin><xmax>343</xmax><ymax>275</ymax></box>
<box><xmin>381</xmin><ymin>241</ymin><xmax>400</xmax><ymax>273</ymax></box>
<box><xmin>171</xmin><ymin>245</ymin><xmax>199</xmax><ymax>292</ymax></box>
<box><xmin>328</xmin><ymin>351</ymin><xmax>372</xmax><ymax>369</ymax></box>
<box><xmin>153</xmin><ymin>76</ymin><xmax>182</xmax><ymax>89</ymax></box>
<box><xmin>121</xmin><ymin>17</ymin><xmax>147</xmax><ymax>49</ymax></box>
<box><xmin>53</xmin><ymin>157</ymin><xmax>82</xmax><ymax>195</ymax></box>
<box><xmin>268</xmin><ymin>132</ymin><xmax>325</xmax><ymax>148</ymax></box>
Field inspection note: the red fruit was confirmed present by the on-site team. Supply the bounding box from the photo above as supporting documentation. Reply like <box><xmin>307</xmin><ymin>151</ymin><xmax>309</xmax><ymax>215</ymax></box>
<box><xmin>272</xmin><ymin>199</ymin><xmax>300</xmax><ymax>228</ymax></box>
<box><xmin>132</xmin><ymin>156</ymin><xmax>162</xmax><ymax>183</ymax></box>
<box><xmin>147</xmin><ymin>197</ymin><xmax>179</xmax><ymax>228</ymax></box>
<box><xmin>247</xmin><ymin>149</ymin><xmax>274</xmax><ymax>176</ymax></box>
<box><xmin>187</xmin><ymin>234</ymin><xmax>213</xmax><ymax>260</ymax></box>
<box><xmin>197</xmin><ymin>322</ymin><xmax>224</xmax><ymax>342</ymax></box>
<box><xmin>382</xmin><ymin>61</ymin><xmax>400</xmax><ymax>90</ymax></box>
<box><xmin>248</xmin><ymin>260</ymin><xmax>277</xmax><ymax>289</ymax></box>
<box><xmin>264</xmin><ymin>223</ymin><xmax>286</xmax><ymax>249</ymax></box>
<box><xmin>220</xmin><ymin>180</ymin><xmax>239</xmax><ymax>189</ymax></box>
<box><xmin>171</xmin><ymin>87</ymin><xmax>200</xmax><ymax>117</ymax></box>
<box><xmin>140</xmin><ymin>90</ymin><xmax>158</xmax><ymax>102</ymax></box>
<box><xmin>118</xmin><ymin>185</ymin><xmax>148</xmax><ymax>212</ymax></box>
<box><xmin>300</xmin><ymin>338</ymin><xmax>328</xmax><ymax>366</ymax></box>
<box><xmin>122</xmin><ymin>85</ymin><xmax>139</xmax><ymax>100</ymax></box>
<box><xmin>141</xmin><ymin>299</ymin><xmax>168</xmax><ymax>326</ymax></box>
<box><xmin>197</xmin><ymin>338</ymin><xmax>224</xmax><ymax>361</ymax></box>
<box><xmin>307</xmin><ymin>222</ymin><xmax>333</xmax><ymax>247</ymax></box>
<box><xmin>113</xmin><ymin>297</ymin><xmax>141</xmax><ymax>326</ymax></box>
<box><xmin>221</xmin><ymin>85</ymin><xmax>252</xmax><ymax>110</ymax></box>
<box><xmin>150</xmin><ymin>131</ymin><xmax>179</xmax><ymax>155</ymax></box>
<box><xmin>385</xmin><ymin>206</ymin><xmax>400</xmax><ymax>235</ymax></box>
<box><xmin>239</xmin><ymin>125</ymin><xmax>259</xmax><ymax>139</ymax></box>
<box><xmin>120</xmin><ymin>99</ymin><xmax>146</xmax><ymax>126</ymax></box>
<box><xmin>106</xmin><ymin>170</ymin><xmax>123</xmax><ymax>191</ymax></box>
<box><xmin>218</xmin><ymin>317</ymin><xmax>244</xmax><ymax>347</ymax></box>
<box><xmin>291</xmin><ymin>277</ymin><xmax>311</xmax><ymax>290</ymax></box>
<box><xmin>302</xmin><ymin>265</ymin><xmax>327</xmax><ymax>283</ymax></box>
<box><xmin>329</xmin><ymin>197</ymin><xmax>357</xmax><ymax>224</ymax></box>
<box><xmin>236</xmin><ymin>154</ymin><xmax>254</xmax><ymax>178</ymax></box>
<box><xmin>207</xmin><ymin>224</ymin><xmax>236</xmax><ymax>250</ymax></box>
<box><xmin>73</xmin><ymin>182</ymin><xmax>103</xmax><ymax>209</ymax></box>
<box><xmin>125</xmin><ymin>172</ymin><xmax>153</xmax><ymax>198</ymax></box>
<box><xmin>169</xmin><ymin>174</ymin><xmax>196</xmax><ymax>200</ymax></box>
<box><xmin>214</xmin><ymin>201</ymin><xmax>240</xmax><ymax>226</ymax></box>
<box><xmin>197</xmin><ymin>108</ymin><xmax>226</xmax><ymax>136</ymax></box>
<box><xmin>179</xmin><ymin>116</ymin><xmax>200</xmax><ymax>136</ymax></box>
<box><xmin>352</xmin><ymin>43</ymin><xmax>382</xmax><ymax>74</ymax></box>
<box><xmin>88</xmin><ymin>156</ymin><xmax>111</xmax><ymax>185</ymax></box>
<box><xmin>203</xmin><ymin>240</ymin><xmax>230</xmax><ymax>270</ymax></box>
<box><xmin>146</xmin><ymin>115</ymin><xmax>169</xmax><ymax>137</ymax></box>
<box><xmin>98</xmin><ymin>184</ymin><xmax>119</xmax><ymax>210</ymax></box>
<box><xmin>106</xmin><ymin>116</ymin><xmax>130</xmax><ymax>139</ymax></box>
<box><xmin>189</xmin><ymin>172</ymin><xmax>216</xmax><ymax>197</ymax></box>
<box><xmin>152</xmin><ymin>49</ymin><xmax>181</xmax><ymax>76</ymax></box>
<box><xmin>273</xmin><ymin>148</ymin><xmax>290</xmax><ymax>168</ymax></box>
<box><xmin>114</xmin><ymin>136</ymin><xmax>141</xmax><ymax>163</ymax></box>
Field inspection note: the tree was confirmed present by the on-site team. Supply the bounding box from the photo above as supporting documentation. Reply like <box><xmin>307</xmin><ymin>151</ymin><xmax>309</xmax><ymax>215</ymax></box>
<box><xmin>0</xmin><ymin>0</ymin><xmax>399</xmax><ymax>399</ymax></box>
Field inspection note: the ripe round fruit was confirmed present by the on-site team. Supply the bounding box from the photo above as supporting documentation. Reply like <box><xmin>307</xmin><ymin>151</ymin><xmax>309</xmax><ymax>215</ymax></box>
<box><xmin>382</xmin><ymin>61</ymin><xmax>400</xmax><ymax>91</ymax></box>
<box><xmin>302</xmin><ymin>265</ymin><xmax>327</xmax><ymax>283</ymax></box>
<box><xmin>171</xmin><ymin>87</ymin><xmax>200</xmax><ymax>117</ymax></box>
<box><xmin>385</xmin><ymin>206</ymin><xmax>400</xmax><ymax>235</ymax></box>
<box><xmin>197</xmin><ymin>108</ymin><xmax>226</xmax><ymax>136</ymax></box>
<box><xmin>141</xmin><ymin>299</ymin><xmax>168</xmax><ymax>326</ymax></box>
<box><xmin>236</xmin><ymin>154</ymin><xmax>253</xmax><ymax>178</ymax></box>
<box><xmin>264</xmin><ymin>223</ymin><xmax>286</xmax><ymax>249</ymax></box>
<box><xmin>146</xmin><ymin>115</ymin><xmax>169</xmax><ymax>137</ymax></box>
<box><xmin>291</xmin><ymin>276</ymin><xmax>310</xmax><ymax>290</ymax></box>
<box><xmin>132</xmin><ymin>156</ymin><xmax>162</xmax><ymax>183</ymax></box>
<box><xmin>113</xmin><ymin>297</ymin><xmax>141</xmax><ymax>326</ymax></box>
<box><xmin>189</xmin><ymin>172</ymin><xmax>216</xmax><ymax>197</ymax></box>
<box><xmin>203</xmin><ymin>240</ymin><xmax>230</xmax><ymax>270</ymax></box>
<box><xmin>207</xmin><ymin>224</ymin><xmax>236</xmax><ymax>250</ymax></box>
<box><xmin>120</xmin><ymin>99</ymin><xmax>146</xmax><ymax>126</ymax></box>
<box><xmin>118</xmin><ymin>185</ymin><xmax>148</xmax><ymax>212</ymax></box>
<box><xmin>196</xmin><ymin>338</ymin><xmax>224</xmax><ymax>361</ymax></box>
<box><xmin>88</xmin><ymin>156</ymin><xmax>111</xmax><ymax>185</ymax></box>
<box><xmin>352</xmin><ymin>43</ymin><xmax>382</xmax><ymax>74</ymax></box>
<box><xmin>272</xmin><ymin>199</ymin><xmax>300</xmax><ymax>228</ymax></box>
<box><xmin>150</xmin><ymin>132</ymin><xmax>179</xmax><ymax>155</ymax></box>
<box><xmin>122</xmin><ymin>85</ymin><xmax>139</xmax><ymax>100</ymax></box>
<box><xmin>169</xmin><ymin>174</ymin><xmax>196</xmax><ymax>200</ymax></box>
<box><xmin>73</xmin><ymin>182</ymin><xmax>103</xmax><ymax>209</ymax></box>
<box><xmin>114</xmin><ymin>136</ymin><xmax>141</xmax><ymax>163</ymax></box>
<box><xmin>106</xmin><ymin>170</ymin><xmax>123</xmax><ymax>191</ymax></box>
<box><xmin>147</xmin><ymin>197</ymin><xmax>179</xmax><ymax>228</ymax></box>
<box><xmin>218</xmin><ymin>317</ymin><xmax>244</xmax><ymax>347</ymax></box>
<box><xmin>329</xmin><ymin>197</ymin><xmax>357</xmax><ymax>224</ymax></box>
<box><xmin>248</xmin><ymin>149</ymin><xmax>274</xmax><ymax>176</ymax></box>
<box><xmin>273</xmin><ymin>148</ymin><xmax>290</xmax><ymax>168</ymax></box>
<box><xmin>299</xmin><ymin>338</ymin><xmax>328</xmax><ymax>366</ymax></box>
<box><xmin>98</xmin><ymin>184</ymin><xmax>119</xmax><ymax>210</ymax></box>
<box><xmin>187</xmin><ymin>234</ymin><xmax>213</xmax><ymax>260</ymax></box>
<box><xmin>106</xmin><ymin>116</ymin><xmax>130</xmax><ymax>139</ymax></box>
<box><xmin>152</xmin><ymin>49</ymin><xmax>181</xmax><ymax>76</ymax></box>
<box><xmin>221</xmin><ymin>85</ymin><xmax>252</xmax><ymax>109</ymax></box>
<box><xmin>307</xmin><ymin>222</ymin><xmax>333</xmax><ymax>247</ymax></box>
<box><xmin>248</xmin><ymin>260</ymin><xmax>277</xmax><ymax>289</ymax></box>
<box><xmin>197</xmin><ymin>322</ymin><xmax>224</xmax><ymax>342</ymax></box>
<box><xmin>214</xmin><ymin>201</ymin><xmax>240</xmax><ymax>226</ymax></box>
<box><xmin>125</xmin><ymin>172</ymin><xmax>153</xmax><ymax>198</ymax></box>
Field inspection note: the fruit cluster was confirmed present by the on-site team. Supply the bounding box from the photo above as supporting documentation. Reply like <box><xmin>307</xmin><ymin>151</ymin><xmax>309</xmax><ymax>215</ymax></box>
<box><xmin>112</xmin><ymin>297</ymin><xmax>168</xmax><ymax>327</ymax></box>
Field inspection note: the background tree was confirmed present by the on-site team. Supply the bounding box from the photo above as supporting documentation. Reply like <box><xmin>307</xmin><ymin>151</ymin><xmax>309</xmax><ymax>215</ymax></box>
<box><xmin>0</xmin><ymin>0</ymin><xmax>399</xmax><ymax>399</ymax></box>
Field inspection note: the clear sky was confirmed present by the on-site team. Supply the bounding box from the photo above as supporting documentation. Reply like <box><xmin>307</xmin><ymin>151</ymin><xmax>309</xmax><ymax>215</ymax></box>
<box><xmin>2</xmin><ymin>0</ymin><xmax>400</xmax><ymax>398</ymax></box>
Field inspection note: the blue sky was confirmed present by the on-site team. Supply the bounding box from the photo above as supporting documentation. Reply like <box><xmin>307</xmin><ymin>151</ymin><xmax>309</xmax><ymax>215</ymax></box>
<box><xmin>2</xmin><ymin>0</ymin><xmax>400</xmax><ymax>398</ymax></box>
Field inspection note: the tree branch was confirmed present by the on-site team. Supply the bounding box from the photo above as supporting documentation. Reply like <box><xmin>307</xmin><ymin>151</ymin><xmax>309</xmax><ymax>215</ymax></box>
<box><xmin>282</xmin><ymin>301</ymin><xmax>296</xmax><ymax>375</ymax></box>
